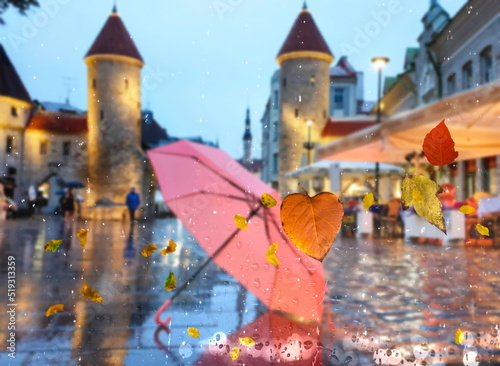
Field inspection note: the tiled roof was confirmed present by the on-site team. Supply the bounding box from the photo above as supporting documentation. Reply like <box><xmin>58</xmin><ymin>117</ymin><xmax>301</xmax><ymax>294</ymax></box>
<box><xmin>27</xmin><ymin>112</ymin><xmax>87</xmax><ymax>134</ymax></box>
<box><xmin>85</xmin><ymin>10</ymin><xmax>143</xmax><ymax>63</ymax></box>
<box><xmin>330</xmin><ymin>56</ymin><xmax>357</xmax><ymax>78</ymax></box>
<box><xmin>277</xmin><ymin>8</ymin><xmax>332</xmax><ymax>60</ymax></box>
<box><xmin>321</xmin><ymin>117</ymin><xmax>376</xmax><ymax>138</ymax></box>
<box><xmin>0</xmin><ymin>44</ymin><xmax>31</xmax><ymax>103</ymax></box>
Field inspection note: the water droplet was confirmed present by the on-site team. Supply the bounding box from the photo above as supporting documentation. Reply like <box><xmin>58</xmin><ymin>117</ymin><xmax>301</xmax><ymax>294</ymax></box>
<box><xmin>251</xmin><ymin>263</ymin><xmax>259</xmax><ymax>271</ymax></box>
<box><xmin>254</xmin><ymin>278</ymin><xmax>261</xmax><ymax>288</ymax></box>
<box><xmin>179</xmin><ymin>341</ymin><xmax>193</xmax><ymax>358</ymax></box>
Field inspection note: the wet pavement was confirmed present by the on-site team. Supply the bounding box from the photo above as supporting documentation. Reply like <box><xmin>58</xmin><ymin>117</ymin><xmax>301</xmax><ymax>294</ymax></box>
<box><xmin>0</xmin><ymin>217</ymin><xmax>499</xmax><ymax>365</ymax></box>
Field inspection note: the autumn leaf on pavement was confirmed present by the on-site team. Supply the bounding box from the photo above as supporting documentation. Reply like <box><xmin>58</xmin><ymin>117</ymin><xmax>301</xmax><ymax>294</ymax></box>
<box><xmin>45</xmin><ymin>304</ymin><xmax>64</xmax><ymax>317</ymax></box>
<box><xmin>261</xmin><ymin>193</ymin><xmax>277</xmax><ymax>208</ymax></box>
<box><xmin>234</xmin><ymin>214</ymin><xmax>248</xmax><ymax>230</ymax></box>
<box><xmin>476</xmin><ymin>224</ymin><xmax>490</xmax><ymax>236</ymax></box>
<box><xmin>141</xmin><ymin>244</ymin><xmax>158</xmax><ymax>257</ymax></box>
<box><xmin>230</xmin><ymin>347</ymin><xmax>240</xmax><ymax>361</ymax></box>
<box><xmin>422</xmin><ymin>119</ymin><xmax>459</xmax><ymax>167</ymax></box>
<box><xmin>363</xmin><ymin>192</ymin><xmax>374</xmax><ymax>210</ymax></box>
<box><xmin>164</xmin><ymin>272</ymin><xmax>177</xmax><ymax>292</ymax></box>
<box><xmin>280</xmin><ymin>183</ymin><xmax>344</xmax><ymax>262</ymax></box>
<box><xmin>44</xmin><ymin>239</ymin><xmax>63</xmax><ymax>252</ymax></box>
<box><xmin>160</xmin><ymin>240</ymin><xmax>177</xmax><ymax>256</ymax></box>
<box><xmin>81</xmin><ymin>285</ymin><xmax>103</xmax><ymax>303</ymax></box>
<box><xmin>76</xmin><ymin>229</ymin><xmax>89</xmax><ymax>247</ymax></box>
<box><xmin>459</xmin><ymin>205</ymin><xmax>476</xmax><ymax>215</ymax></box>
<box><xmin>187</xmin><ymin>327</ymin><xmax>200</xmax><ymax>338</ymax></box>
<box><xmin>455</xmin><ymin>329</ymin><xmax>464</xmax><ymax>345</ymax></box>
<box><xmin>239</xmin><ymin>337</ymin><xmax>255</xmax><ymax>347</ymax></box>
<box><xmin>265</xmin><ymin>243</ymin><xmax>280</xmax><ymax>266</ymax></box>
<box><xmin>401</xmin><ymin>174</ymin><xmax>446</xmax><ymax>233</ymax></box>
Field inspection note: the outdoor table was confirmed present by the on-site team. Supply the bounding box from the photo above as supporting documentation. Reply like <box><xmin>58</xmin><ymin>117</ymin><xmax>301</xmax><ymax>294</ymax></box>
<box><xmin>477</xmin><ymin>197</ymin><xmax>500</xmax><ymax>247</ymax></box>
<box><xmin>403</xmin><ymin>209</ymin><xmax>465</xmax><ymax>244</ymax></box>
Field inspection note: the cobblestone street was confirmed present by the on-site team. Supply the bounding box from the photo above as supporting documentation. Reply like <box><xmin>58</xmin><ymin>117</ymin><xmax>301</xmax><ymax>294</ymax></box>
<box><xmin>0</xmin><ymin>217</ymin><xmax>499</xmax><ymax>365</ymax></box>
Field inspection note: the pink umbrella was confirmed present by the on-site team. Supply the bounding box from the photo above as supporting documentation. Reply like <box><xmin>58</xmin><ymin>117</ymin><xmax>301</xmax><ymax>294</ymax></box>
<box><xmin>148</xmin><ymin>140</ymin><xmax>326</xmax><ymax>324</ymax></box>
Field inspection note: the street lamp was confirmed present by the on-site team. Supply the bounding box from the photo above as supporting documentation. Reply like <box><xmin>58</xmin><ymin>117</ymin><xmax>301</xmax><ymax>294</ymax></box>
<box><xmin>303</xmin><ymin>120</ymin><xmax>315</xmax><ymax>165</ymax></box>
<box><xmin>371</xmin><ymin>56</ymin><xmax>389</xmax><ymax>200</ymax></box>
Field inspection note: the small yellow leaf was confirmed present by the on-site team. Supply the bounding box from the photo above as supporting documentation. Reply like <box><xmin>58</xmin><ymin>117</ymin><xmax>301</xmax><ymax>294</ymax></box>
<box><xmin>261</xmin><ymin>193</ymin><xmax>277</xmax><ymax>208</ymax></box>
<box><xmin>76</xmin><ymin>229</ymin><xmax>88</xmax><ymax>247</ymax></box>
<box><xmin>164</xmin><ymin>272</ymin><xmax>177</xmax><ymax>292</ymax></box>
<box><xmin>230</xmin><ymin>347</ymin><xmax>240</xmax><ymax>361</ymax></box>
<box><xmin>45</xmin><ymin>304</ymin><xmax>64</xmax><ymax>317</ymax></box>
<box><xmin>362</xmin><ymin>192</ymin><xmax>374</xmax><ymax>210</ymax></box>
<box><xmin>44</xmin><ymin>239</ymin><xmax>63</xmax><ymax>252</ymax></box>
<box><xmin>141</xmin><ymin>244</ymin><xmax>158</xmax><ymax>257</ymax></box>
<box><xmin>455</xmin><ymin>329</ymin><xmax>464</xmax><ymax>345</ymax></box>
<box><xmin>476</xmin><ymin>224</ymin><xmax>490</xmax><ymax>236</ymax></box>
<box><xmin>81</xmin><ymin>285</ymin><xmax>103</xmax><ymax>303</ymax></box>
<box><xmin>234</xmin><ymin>214</ymin><xmax>248</xmax><ymax>230</ymax></box>
<box><xmin>188</xmin><ymin>327</ymin><xmax>200</xmax><ymax>338</ymax></box>
<box><xmin>401</xmin><ymin>175</ymin><xmax>446</xmax><ymax>233</ymax></box>
<box><xmin>160</xmin><ymin>240</ymin><xmax>177</xmax><ymax>256</ymax></box>
<box><xmin>239</xmin><ymin>337</ymin><xmax>255</xmax><ymax>347</ymax></box>
<box><xmin>266</xmin><ymin>243</ymin><xmax>280</xmax><ymax>266</ymax></box>
<box><xmin>459</xmin><ymin>205</ymin><xmax>476</xmax><ymax>215</ymax></box>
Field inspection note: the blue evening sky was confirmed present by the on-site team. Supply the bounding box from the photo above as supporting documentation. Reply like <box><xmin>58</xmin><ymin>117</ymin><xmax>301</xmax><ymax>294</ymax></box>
<box><xmin>0</xmin><ymin>0</ymin><xmax>462</xmax><ymax>159</ymax></box>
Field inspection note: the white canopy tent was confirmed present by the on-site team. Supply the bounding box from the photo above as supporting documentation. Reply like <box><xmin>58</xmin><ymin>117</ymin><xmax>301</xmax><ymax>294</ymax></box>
<box><xmin>317</xmin><ymin>80</ymin><xmax>500</xmax><ymax>163</ymax></box>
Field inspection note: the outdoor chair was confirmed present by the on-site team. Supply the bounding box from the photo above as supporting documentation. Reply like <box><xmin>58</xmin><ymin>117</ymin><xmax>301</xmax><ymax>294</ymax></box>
<box><xmin>380</xmin><ymin>198</ymin><xmax>403</xmax><ymax>238</ymax></box>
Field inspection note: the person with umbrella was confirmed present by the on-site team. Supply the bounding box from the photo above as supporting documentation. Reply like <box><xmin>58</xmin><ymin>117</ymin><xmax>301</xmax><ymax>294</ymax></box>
<box><xmin>125</xmin><ymin>187</ymin><xmax>140</xmax><ymax>222</ymax></box>
<box><xmin>59</xmin><ymin>188</ymin><xmax>76</xmax><ymax>223</ymax></box>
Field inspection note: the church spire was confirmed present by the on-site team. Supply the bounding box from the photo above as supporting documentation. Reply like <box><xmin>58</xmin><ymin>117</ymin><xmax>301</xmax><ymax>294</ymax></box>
<box><xmin>302</xmin><ymin>1</ymin><xmax>308</xmax><ymax>11</ymax></box>
<box><xmin>243</xmin><ymin>108</ymin><xmax>252</xmax><ymax>166</ymax></box>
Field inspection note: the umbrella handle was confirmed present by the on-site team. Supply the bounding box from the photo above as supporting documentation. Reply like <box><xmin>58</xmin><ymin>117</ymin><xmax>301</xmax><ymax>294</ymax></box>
<box><xmin>155</xmin><ymin>299</ymin><xmax>172</xmax><ymax>326</ymax></box>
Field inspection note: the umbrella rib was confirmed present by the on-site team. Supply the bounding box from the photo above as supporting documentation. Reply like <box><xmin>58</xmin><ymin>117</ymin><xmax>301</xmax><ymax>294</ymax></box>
<box><xmin>168</xmin><ymin>205</ymin><xmax>263</xmax><ymax>303</ymax></box>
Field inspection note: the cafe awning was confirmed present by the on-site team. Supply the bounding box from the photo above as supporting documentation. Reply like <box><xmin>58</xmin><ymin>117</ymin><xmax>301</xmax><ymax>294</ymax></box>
<box><xmin>285</xmin><ymin>160</ymin><xmax>404</xmax><ymax>179</ymax></box>
<box><xmin>317</xmin><ymin>80</ymin><xmax>500</xmax><ymax>163</ymax></box>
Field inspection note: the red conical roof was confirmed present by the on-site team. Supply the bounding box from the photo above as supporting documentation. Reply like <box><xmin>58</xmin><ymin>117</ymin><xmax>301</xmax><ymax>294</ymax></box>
<box><xmin>277</xmin><ymin>8</ymin><xmax>333</xmax><ymax>65</ymax></box>
<box><xmin>85</xmin><ymin>9</ymin><xmax>143</xmax><ymax>64</ymax></box>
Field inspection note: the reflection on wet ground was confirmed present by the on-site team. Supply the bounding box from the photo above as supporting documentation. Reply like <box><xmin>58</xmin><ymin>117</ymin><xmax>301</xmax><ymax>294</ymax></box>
<box><xmin>0</xmin><ymin>217</ymin><xmax>499</xmax><ymax>365</ymax></box>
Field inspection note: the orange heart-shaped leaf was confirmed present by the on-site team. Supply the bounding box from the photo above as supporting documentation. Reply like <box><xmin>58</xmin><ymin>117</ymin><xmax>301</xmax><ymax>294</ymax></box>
<box><xmin>422</xmin><ymin>119</ymin><xmax>459</xmax><ymax>167</ymax></box>
<box><xmin>280</xmin><ymin>184</ymin><xmax>343</xmax><ymax>262</ymax></box>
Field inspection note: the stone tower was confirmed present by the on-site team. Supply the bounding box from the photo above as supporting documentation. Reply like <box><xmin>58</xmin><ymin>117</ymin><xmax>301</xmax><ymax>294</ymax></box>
<box><xmin>276</xmin><ymin>3</ymin><xmax>333</xmax><ymax>196</ymax></box>
<box><xmin>84</xmin><ymin>6</ymin><xmax>145</xmax><ymax>219</ymax></box>
<box><xmin>242</xmin><ymin>108</ymin><xmax>252</xmax><ymax>167</ymax></box>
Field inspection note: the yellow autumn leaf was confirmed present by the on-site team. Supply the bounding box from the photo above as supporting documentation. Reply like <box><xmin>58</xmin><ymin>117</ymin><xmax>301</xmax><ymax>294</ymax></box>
<box><xmin>76</xmin><ymin>229</ymin><xmax>88</xmax><ymax>247</ymax></box>
<box><xmin>266</xmin><ymin>243</ymin><xmax>280</xmax><ymax>266</ymax></box>
<box><xmin>239</xmin><ymin>337</ymin><xmax>255</xmax><ymax>347</ymax></box>
<box><xmin>81</xmin><ymin>285</ymin><xmax>103</xmax><ymax>303</ymax></box>
<box><xmin>455</xmin><ymin>329</ymin><xmax>464</xmax><ymax>345</ymax></box>
<box><xmin>45</xmin><ymin>304</ymin><xmax>64</xmax><ymax>317</ymax></box>
<box><xmin>476</xmin><ymin>224</ymin><xmax>490</xmax><ymax>236</ymax></box>
<box><xmin>160</xmin><ymin>240</ymin><xmax>177</xmax><ymax>256</ymax></box>
<box><xmin>459</xmin><ymin>205</ymin><xmax>476</xmax><ymax>215</ymax></box>
<box><xmin>230</xmin><ymin>347</ymin><xmax>240</xmax><ymax>361</ymax></box>
<box><xmin>44</xmin><ymin>239</ymin><xmax>63</xmax><ymax>252</ymax></box>
<box><xmin>234</xmin><ymin>214</ymin><xmax>248</xmax><ymax>230</ymax></box>
<box><xmin>141</xmin><ymin>244</ymin><xmax>158</xmax><ymax>257</ymax></box>
<box><xmin>362</xmin><ymin>192</ymin><xmax>374</xmax><ymax>210</ymax></box>
<box><xmin>261</xmin><ymin>193</ymin><xmax>277</xmax><ymax>208</ymax></box>
<box><xmin>401</xmin><ymin>174</ymin><xmax>446</xmax><ymax>233</ymax></box>
<box><xmin>187</xmin><ymin>327</ymin><xmax>200</xmax><ymax>338</ymax></box>
<box><xmin>164</xmin><ymin>272</ymin><xmax>177</xmax><ymax>292</ymax></box>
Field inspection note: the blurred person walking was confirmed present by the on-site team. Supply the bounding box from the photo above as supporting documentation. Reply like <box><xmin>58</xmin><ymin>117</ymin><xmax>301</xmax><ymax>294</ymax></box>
<box><xmin>126</xmin><ymin>187</ymin><xmax>140</xmax><ymax>222</ymax></box>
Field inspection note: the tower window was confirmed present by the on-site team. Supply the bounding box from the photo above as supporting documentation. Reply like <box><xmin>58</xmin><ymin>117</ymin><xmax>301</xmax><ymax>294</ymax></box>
<box><xmin>273</xmin><ymin>91</ymin><xmax>279</xmax><ymax>109</ymax></box>
<box><xmin>6</xmin><ymin>135</ymin><xmax>14</xmax><ymax>153</ymax></box>
<box><xmin>273</xmin><ymin>121</ymin><xmax>279</xmax><ymax>142</ymax></box>
<box><xmin>63</xmin><ymin>141</ymin><xmax>71</xmax><ymax>157</ymax></box>
<box><xmin>310</xmin><ymin>75</ymin><xmax>316</xmax><ymax>86</ymax></box>
<box><xmin>282</xmin><ymin>78</ymin><xmax>287</xmax><ymax>88</ymax></box>
<box><xmin>295</xmin><ymin>108</ymin><xmax>299</xmax><ymax>118</ymax></box>
<box><xmin>40</xmin><ymin>140</ymin><xmax>48</xmax><ymax>155</ymax></box>
<box><xmin>92</xmin><ymin>78</ymin><xmax>96</xmax><ymax>89</ymax></box>
<box><xmin>11</xmin><ymin>106</ymin><xmax>18</xmax><ymax>117</ymax></box>
<box><xmin>480</xmin><ymin>46</ymin><xmax>493</xmax><ymax>84</ymax></box>
<box><xmin>462</xmin><ymin>61</ymin><xmax>473</xmax><ymax>90</ymax></box>
<box><xmin>125</xmin><ymin>78</ymin><xmax>129</xmax><ymax>89</ymax></box>
<box><xmin>100</xmin><ymin>110</ymin><xmax>104</xmax><ymax>120</ymax></box>
<box><xmin>334</xmin><ymin>88</ymin><xmax>344</xmax><ymax>110</ymax></box>
<box><xmin>272</xmin><ymin>153</ymin><xmax>279</xmax><ymax>174</ymax></box>
<box><xmin>447</xmin><ymin>73</ymin><xmax>456</xmax><ymax>95</ymax></box>
<box><xmin>323</xmin><ymin>110</ymin><xmax>327</xmax><ymax>118</ymax></box>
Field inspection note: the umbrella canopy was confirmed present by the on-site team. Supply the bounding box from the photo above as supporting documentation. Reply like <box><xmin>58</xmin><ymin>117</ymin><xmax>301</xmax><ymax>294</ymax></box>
<box><xmin>196</xmin><ymin>312</ymin><xmax>326</xmax><ymax>365</ymax></box>
<box><xmin>148</xmin><ymin>140</ymin><xmax>326</xmax><ymax>323</ymax></box>
<box><xmin>318</xmin><ymin>80</ymin><xmax>500</xmax><ymax>163</ymax></box>
<box><xmin>285</xmin><ymin>160</ymin><xmax>404</xmax><ymax>179</ymax></box>
<box><xmin>64</xmin><ymin>181</ymin><xmax>85</xmax><ymax>188</ymax></box>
